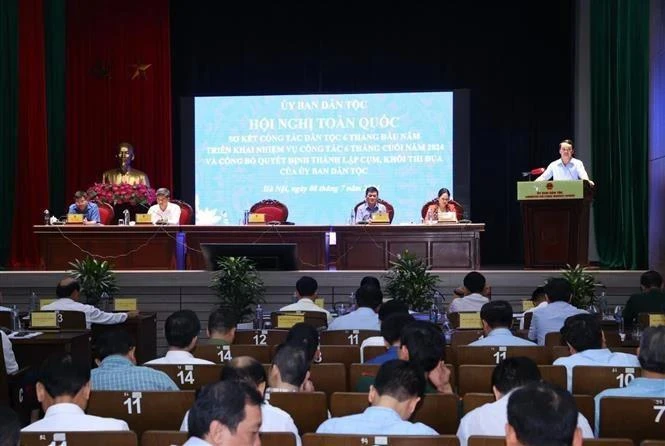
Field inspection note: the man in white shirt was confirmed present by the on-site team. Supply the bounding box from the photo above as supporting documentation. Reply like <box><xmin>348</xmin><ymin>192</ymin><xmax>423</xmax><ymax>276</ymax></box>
<box><xmin>554</xmin><ymin>314</ymin><xmax>639</xmax><ymax>391</ymax></box>
<box><xmin>42</xmin><ymin>278</ymin><xmax>135</xmax><ymax>329</ymax></box>
<box><xmin>328</xmin><ymin>285</ymin><xmax>382</xmax><ymax>331</ymax></box>
<box><xmin>448</xmin><ymin>271</ymin><xmax>490</xmax><ymax>313</ymax></box>
<box><xmin>22</xmin><ymin>353</ymin><xmax>129</xmax><ymax>432</ymax></box>
<box><xmin>528</xmin><ymin>278</ymin><xmax>587</xmax><ymax>345</ymax></box>
<box><xmin>457</xmin><ymin>357</ymin><xmax>593</xmax><ymax>446</ymax></box>
<box><xmin>279</xmin><ymin>276</ymin><xmax>332</xmax><ymax>325</ymax></box>
<box><xmin>184</xmin><ymin>380</ymin><xmax>262</xmax><ymax>446</ymax></box>
<box><xmin>266</xmin><ymin>344</ymin><xmax>311</xmax><ymax>394</ymax></box>
<box><xmin>519</xmin><ymin>286</ymin><xmax>548</xmax><ymax>330</ymax></box>
<box><xmin>147</xmin><ymin>187</ymin><xmax>181</xmax><ymax>225</ymax></box>
<box><xmin>1</xmin><ymin>331</ymin><xmax>19</xmax><ymax>375</ymax></box>
<box><xmin>468</xmin><ymin>300</ymin><xmax>536</xmax><ymax>347</ymax></box>
<box><xmin>144</xmin><ymin>310</ymin><xmax>215</xmax><ymax>365</ymax></box>
<box><xmin>535</xmin><ymin>139</ymin><xmax>594</xmax><ymax>186</ymax></box>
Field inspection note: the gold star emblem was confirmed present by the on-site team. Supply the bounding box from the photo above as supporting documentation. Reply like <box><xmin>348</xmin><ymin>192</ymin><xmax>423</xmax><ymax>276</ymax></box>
<box><xmin>130</xmin><ymin>62</ymin><xmax>152</xmax><ymax>80</ymax></box>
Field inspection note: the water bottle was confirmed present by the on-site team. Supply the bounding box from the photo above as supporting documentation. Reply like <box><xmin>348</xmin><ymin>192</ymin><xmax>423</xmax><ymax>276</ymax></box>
<box><xmin>254</xmin><ymin>304</ymin><xmax>264</xmax><ymax>330</ymax></box>
<box><xmin>100</xmin><ymin>291</ymin><xmax>110</xmax><ymax>311</ymax></box>
<box><xmin>29</xmin><ymin>290</ymin><xmax>39</xmax><ymax>312</ymax></box>
<box><xmin>349</xmin><ymin>211</ymin><xmax>355</xmax><ymax>225</ymax></box>
<box><xmin>349</xmin><ymin>292</ymin><xmax>356</xmax><ymax>312</ymax></box>
<box><xmin>441</xmin><ymin>312</ymin><xmax>453</xmax><ymax>344</ymax></box>
<box><xmin>598</xmin><ymin>291</ymin><xmax>608</xmax><ymax>318</ymax></box>
<box><xmin>43</xmin><ymin>209</ymin><xmax>51</xmax><ymax>225</ymax></box>
<box><xmin>11</xmin><ymin>305</ymin><xmax>21</xmax><ymax>331</ymax></box>
<box><xmin>243</xmin><ymin>210</ymin><xmax>250</xmax><ymax>225</ymax></box>
<box><xmin>429</xmin><ymin>302</ymin><xmax>440</xmax><ymax>324</ymax></box>
<box><xmin>123</xmin><ymin>209</ymin><xmax>130</xmax><ymax>225</ymax></box>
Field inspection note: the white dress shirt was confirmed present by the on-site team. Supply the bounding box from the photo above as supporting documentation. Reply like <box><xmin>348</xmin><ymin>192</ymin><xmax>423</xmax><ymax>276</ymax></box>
<box><xmin>553</xmin><ymin>348</ymin><xmax>640</xmax><ymax>391</ymax></box>
<box><xmin>528</xmin><ymin>301</ymin><xmax>587</xmax><ymax>345</ymax></box>
<box><xmin>535</xmin><ymin>157</ymin><xmax>590</xmax><ymax>181</ymax></box>
<box><xmin>328</xmin><ymin>307</ymin><xmax>380</xmax><ymax>331</ymax></box>
<box><xmin>22</xmin><ymin>403</ymin><xmax>129</xmax><ymax>432</ymax></box>
<box><xmin>41</xmin><ymin>298</ymin><xmax>127</xmax><ymax>329</ymax></box>
<box><xmin>148</xmin><ymin>201</ymin><xmax>181</xmax><ymax>225</ymax></box>
<box><xmin>144</xmin><ymin>350</ymin><xmax>215</xmax><ymax>365</ymax></box>
<box><xmin>456</xmin><ymin>391</ymin><xmax>594</xmax><ymax>446</ymax></box>
<box><xmin>182</xmin><ymin>437</ymin><xmax>212</xmax><ymax>446</ymax></box>
<box><xmin>519</xmin><ymin>301</ymin><xmax>548</xmax><ymax>329</ymax></box>
<box><xmin>0</xmin><ymin>306</ymin><xmax>12</xmax><ymax>312</ymax></box>
<box><xmin>2</xmin><ymin>331</ymin><xmax>19</xmax><ymax>374</ymax></box>
<box><xmin>448</xmin><ymin>293</ymin><xmax>489</xmax><ymax>313</ymax></box>
<box><xmin>360</xmin><ymin>336</ymin><xmax>385</xmax><ymax>362</ymax></box>
<box><xmin>280</xmin><ymin>298</ymin><xmax>333</xmax><ymax>324</ymax></box>
<box><xmin>468</xmin><ymin>328</ymin><xmax>537</xmax><ymax>347</ymax></box>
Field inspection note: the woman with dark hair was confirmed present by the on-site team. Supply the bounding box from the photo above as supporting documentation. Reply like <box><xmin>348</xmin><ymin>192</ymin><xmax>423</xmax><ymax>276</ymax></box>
<box><xmin>425</xmin><ymin>187</ymin><xmax>462</xmax><ymax>221</ymax></box>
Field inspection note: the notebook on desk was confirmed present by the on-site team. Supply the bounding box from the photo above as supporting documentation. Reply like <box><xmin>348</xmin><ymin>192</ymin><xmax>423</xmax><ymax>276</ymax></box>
<box><xmin>66</xmin><ymin>214</ymin><xmax>84</xmax><ymax>224</ymax></box>
<box><xmin>135</xmin><ymin>213</ymin><xmax>152</xmax><ymax>224</ymax></box>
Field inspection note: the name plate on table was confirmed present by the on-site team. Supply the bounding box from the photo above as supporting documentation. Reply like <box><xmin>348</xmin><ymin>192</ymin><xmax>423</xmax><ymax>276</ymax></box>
<box><xmin>66</xmin><ymin>213</ymin><xmax>84</xmax><ymax>223</ymax></box>
<box><xmin>371</xmin><ymin>212</ymin><xmax>390</xmax><ymax>223</ymax></box>
<box><xmin>458</xmin><ymin>312</ymin><xmax>482</xmax><ymax>329</ymax></box>
<box><xmin>30</xmin><ymin>311</ymin><xmax>59</xmax><ymax>328</ymax></box>
<box><xmin>647</xmin><ymin>314</ymin><xmax>665</xmax><ymax>327</ymax></box>
<box><xmin>517</xmin><ymin>180</ymin><xmax>584</xmax><ymax>200</ymax></box>
<box><xmin>522</xmin><ymin>300</ymin><xmax>534</xmax><ymax>311</ymax></box>
<box><xmin>314</xmin><ymin>298</ymin><xmax>325</xmax><ymax>309</ymax></box>
<box><xmin>135</xmin><ymin>213</ymin><xmax>152</xmax><ymax>224</ymax></box>
<box><xmin>114</xmin><ymin>298</ymin><xmax>137</xmax><ymax>311</ymax></box>
<box><xmin>248</xmin><ymin>213</ymin><xmax>265</xmax><ymax>224</ymax></box>
<box><xmin>277</xmin><ymin>313</ymin><xmax>305</xmax><ymax>328</ymax></box>
<box><xmin>40</xmin><ymin>298</ymin><xmax>56</xmax><ymax>309</ymax></box>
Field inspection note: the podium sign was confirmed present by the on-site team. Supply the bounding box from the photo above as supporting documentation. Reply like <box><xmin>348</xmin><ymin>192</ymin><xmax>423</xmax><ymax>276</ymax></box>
<box><xmin>517</xmin><ymin>181</ymin><xmax>584</xmax><ymax>201</ymax></box>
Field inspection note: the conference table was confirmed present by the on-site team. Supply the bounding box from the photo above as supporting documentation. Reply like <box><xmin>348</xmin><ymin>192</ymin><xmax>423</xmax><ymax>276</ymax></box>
<box><xmin>34</xmin><ymin>223</ymin><xmax>484</xmax><ymax>270</ymax></box>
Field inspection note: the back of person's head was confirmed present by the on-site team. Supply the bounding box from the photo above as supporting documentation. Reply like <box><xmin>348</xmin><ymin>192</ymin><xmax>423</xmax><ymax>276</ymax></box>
<box><xmin>0</xmin><ymin>406</ymin><xmax>20</xmax><ymax>446</ymax></box>
<box><xmin>378</xmin><ymin>299</ymin><xmax>409</xmax><ymax>321</ymax></box>
<box><xmin>56</xmin><ymin>277</ymin><xmax>80</xmax><ymax>298</ymax></box>
<box><xmin>480</xmin><ymin>300</ymin><xmax>514</xmax><ymax>329</ymax></box>
<box><xmin>295</xmin><ymin>276</ymin><xmax>318</xmax><ymax>297</ymax></box>
<box><xmin>560</xmin><ymin>314</ymin><xmax>602</xmax><ymax>352</ymax></box>
<box><xmin>531</xmin><ymin>286</ymin><xmax>547</xmax><ymax>302</ymax></box>
<box><xmin>355</xmin><ymin>285</ymin><xmax>383</xmax><ymax>310</ymax></box>
<box><xmin>464</xmin><ymin>271</ymin><xmax>486</xmax><ymax>294</ymax></box>
<box><xmin>188</xmin><ymin>380</ymin><xmax>262</xmax><ymax>440</ymax></box>
<box><xmin>285</xmin><ymin>322</ymin><xmax>319</xmax><ymax>363</ymax></box>
<box><xmin>38</xmin><ymin>353</ymin><xmax>90</xmax><ymax>398</ymax></box>
<box><xmin>360</xmin><ymin>276</ymin><xmax>381</xmax><ymax>289</ymax></box>
<box><xmin>374</xmin><ymin>359</ymin><xmax>426</xmax><ymax>400</ymax></box>
<box><xmin>94</xmin><ymin>330</ymin><xmax>136</xmax><ymax>361</ymax></box>
<box><xmin>400</xmin><ymin>321</ymin><xmax>444</xmax><ymax>372</ymax></box>
<box><xmin>271</xmin><ymin>343</ymin><xmax>309</xmax><ymax>387</ymax></box>
<box><xmin>381</xmin><ymin>313</ymin><xmax>416</xmax><ymax>345</ymax></box>
<box><xmin>640</xmin><ymin>270</ymin><xmax>663</xmax><ymax>289</ymax></box>
<box><xmin>507</xmin><ymin>381</ymin><xmax>580</xmax><ymax>446</ymax></box>
<box><xmin>491</xmin><ymin>357</ymin><xmax>542</xmax><ymax>395</ymax></box>
<box><xmin>638</xmin><ymin>326</ymin><xmax>665</xmax><ymax>374</ymax></box>
<box><xmin>221</xmin><ymin>356</ymin><xmax>267</xmax><ymax>389</ymax></box>
<box><xmin>165</xmin><ymin>309</ymin><xmax>201</xmax><ymax>348</ymax></box>
<box><xmin>208</xmin><ymin>308</ymin><xmax>237</xmax><ymax>335</ymax></box>
<box><xmin>545</xmin><ymin>278</ymin><xmax>573</xmax><ymax>303</ymax></box>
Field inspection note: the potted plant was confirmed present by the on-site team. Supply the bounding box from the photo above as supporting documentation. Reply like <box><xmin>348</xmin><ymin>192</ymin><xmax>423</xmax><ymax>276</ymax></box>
<box><xmin>559</xmin><ymin>263</ymin><xmax>598</xmax><ymax>309</ymax></box>
<box><xmin>68</xmin><ymin>257</ymin><xmax>118</xmax><ymax>306</ymax></box>
<box><xmin>383</xmin><ymin>250</ymin><xmax>440</xmax><ymax>312</ymax></box>
<box><xmin>210</xmin><ymin>256</ymin><xmax>265</xmax><ymax>326</ymax></box>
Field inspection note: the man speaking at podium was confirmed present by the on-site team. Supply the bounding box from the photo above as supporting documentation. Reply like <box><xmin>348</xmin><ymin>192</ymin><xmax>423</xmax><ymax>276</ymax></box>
<box><xmin>534</xmin><ymin>139</ymin><xmax>594</xmax><ymax>186</ymax></box>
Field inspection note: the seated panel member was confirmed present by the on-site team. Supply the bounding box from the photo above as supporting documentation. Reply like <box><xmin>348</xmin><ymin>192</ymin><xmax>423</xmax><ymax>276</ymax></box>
<box><xmin>279</xmin><ymin>276</ymin><xmax>332</xmax><ymax>325</ymax></box>
<box><xmin>148</xmin><ymin>187</ymin><xmax>181</xmax><ymax>225</ymax></box>
<box><xmin>354</xmin><ymin>186</ymin><xmax>387</xmax><ymax>223</ymax></box>
<box><xmin>468</xmin><ymin>300</ymin><xmax>537</xmax><ymax>347</ymax></box>
<box><xmin>327</xmin><ymin>285</ymin><xmax>382</xmax><ymax>331</ymax></box>
<box><xmin>534</xmin><ymin>139</ymin><xmax>594</xmax><ymax>185</ymax></box>
<box><xmin>528</xmin><ymin>278</ymin><xmax>587</xmax><ymax>345</ymax></box>
<box><xmin>425</xmin><ymin>187</ymin><xmax>462</xmax><ymax>221</ymax></box>
<box><xmin>622</xmin><ymin>270</ymin><xmax>665</xmax><ymax>330</ymax></box>
<box><xmin>448</xmin><ymin>271</ymin><xmax>490</xmax><ymax>313</ymax></box>
<box><xmin>67</xmin><ymin>191</ymin><xmax>100</xmax><ymax>224</ymax></box>
<box><xmin>206</xmin><ymin>308</ymin><xmax>237</xmax><ymax>346</ymax></box>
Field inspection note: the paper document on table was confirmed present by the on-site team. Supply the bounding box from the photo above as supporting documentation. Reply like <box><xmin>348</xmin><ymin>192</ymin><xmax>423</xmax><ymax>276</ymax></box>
<box><xmin>8</xmin><ymin>331</ymin><xmax>43</xmax><ymax>339</ymax></box>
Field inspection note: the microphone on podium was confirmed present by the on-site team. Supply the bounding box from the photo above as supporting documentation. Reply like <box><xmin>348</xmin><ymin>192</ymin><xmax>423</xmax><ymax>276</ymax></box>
<box><xmin>521</xmin><ymin>167</ymin><xmax>545</xmax><ymax>180</ymax></box>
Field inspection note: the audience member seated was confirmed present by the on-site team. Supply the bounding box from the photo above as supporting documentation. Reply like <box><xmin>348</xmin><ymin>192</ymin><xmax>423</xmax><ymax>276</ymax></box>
<box><xmin>366</xmin><ymin>313</ymin><xmax>416</xmax><ymax>365</ymax></box>
<box><xmin>279</xmin><ymin>276</ymin><xmax>332</xmax><ymax>325</ymax></box>
<box><xmin>145</xmin><ymin>310</ymin><xmax>215</xmax><ymax>365</ymax></box>
<box><xmin>328</xmin><ymin>285</ymin><xmax>382</xmax><ymax>331</ymax></box>
<box><xmin>448</xmin><ymin>271</ymin><xmax>490</xmax><ymax>313</ymax></box>
<box><xmin>353</xmin><ymin>186</ymin><xmax>387</xmax><ymax>223</ymax></box>
<box><xmin>594</xmin><ymin>326</ymin><xmax>665</xmax><ymax>433</ymax></box>
<box><xmin>207</xmin><ymin>308</ymin><xmax>237</xmax><ymax>346</ymax></box>
<box><xmin>456</xmin><ymin>357</ymin><xmax>593</xmax><ymax>446</ymax></box>
<box><xmin>183</xmin><ymin>380</ymin><xmax>262</xmax><ymax>446</ymax></box>
<box><xmin>622</xmin><ymin>270</ymin><xmax>665</xmax><ymax>330</ymax></box>
<box><xmin>506</xmin><ymin>381</ymin><xmax>583</xmax><ymax>446</ymax></box>
<box><xmin>91</xmin><ymin>330</ymin><xmax>178</xmax><ymax>391</ymax></box>
<box><xmin>147</xmin><ymin>187</ymin><xmax>181</xmax><ymax>225</ymax></box>
<box><xmin>528</xmin><ymin>278</ymin><xmax>587</xmax><ymax>345</ymax></box>
<box><xmin>469</xmin><ymin>301</ymin><xmax>536</xmax><ymax>347</ymax></box>
<box><xmin>67</xmin><ymin>190</ymin><xmax>100</xmax><ymax>224</ymax></box>
<box><xmin>266</xmin><ymin>344</ymin><xmax>311</xmax><ymax>395</ymax></box>
<box><xmin>317</xmin><ymin>359</ymin><xmax>438</xmax><ymax>435</ymax></box>
<box><xmin>22</xmin><ymin>353</ymin><xmax>129</xmax><ymax>432</ymax></box>
<box><xmin>285</xmin><ymin>322</ymin><xmax>320</xmax><ymax>392</ymax></box>
<box><xmin>42</xmin><ymin>278</ymin><xmax>135</xmax><ymax>328</ymax></box>
<box><xmin>519</xmin><ymin>286</ymin><xmax>548</xmax><ymax>329</ymax></box>
<box><xmin>360</xmin><ymin>299</ymin><xmax>410</xmax><ymax>354</ymax></box>
<box><xmin>0</xmin><ymin>406</ymin><xmax>20</xmax><ymax>446</ymax></box>
<box><xmin>1</xmin><ymin>330</ymin><xmax>18</xmax><ymax>374</ymax></box>
<box><xmin>553</xmin><ymin>314</ymin><xmax>639</xmax><ymax>391</ymax></box>
<box><xmin>180</xmin><ymin>356</ymin><xmax>301</xmax><ymax>445</ymax></box>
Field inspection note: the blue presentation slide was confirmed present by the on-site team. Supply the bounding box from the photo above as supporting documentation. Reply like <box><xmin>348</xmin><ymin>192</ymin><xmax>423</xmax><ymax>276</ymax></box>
<box><xmin>194</xmin><ymin>92</ymin><xmax>453</xmax><ymax>225</ymax></box>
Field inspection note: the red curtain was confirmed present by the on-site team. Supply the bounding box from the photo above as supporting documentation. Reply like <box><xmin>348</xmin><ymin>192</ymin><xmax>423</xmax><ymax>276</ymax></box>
<box><xmin>10</xmin><ymin>0</ymin><xmax>50</xmax><ymax>267</ymax></box>
<box><xmin>65</xmin><ymin>0</ymin><xmax>172</xmax><ymax>202</ymax></box>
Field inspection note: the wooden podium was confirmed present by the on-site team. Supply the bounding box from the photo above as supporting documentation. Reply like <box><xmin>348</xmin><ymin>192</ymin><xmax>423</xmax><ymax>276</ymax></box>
<box><xmin>518</xmin><ymin>180</ymin><xmax>594</xmax><ymax>269</ymax></box>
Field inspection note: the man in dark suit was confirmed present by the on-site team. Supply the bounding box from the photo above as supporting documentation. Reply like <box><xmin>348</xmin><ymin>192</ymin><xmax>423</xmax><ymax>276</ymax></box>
<box><xmin>623</xmin><ymin>270</ymin><xmax>665</xmax><ymax>330</ymax></box>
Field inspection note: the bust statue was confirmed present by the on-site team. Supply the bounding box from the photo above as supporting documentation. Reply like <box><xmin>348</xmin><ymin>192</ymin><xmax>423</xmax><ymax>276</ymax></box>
<box><xmin>101</xmin><ymin>142</ymin><xmax>151</xmax><ymax>186</ymax></box>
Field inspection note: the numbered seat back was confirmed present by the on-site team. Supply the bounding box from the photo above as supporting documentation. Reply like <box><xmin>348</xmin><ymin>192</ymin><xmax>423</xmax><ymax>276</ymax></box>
<box><xmin>193</xmin><ymin>344</ymin><xmax>271</xmax><ymax>364</ymax></box>
<box><xmin>233</xmin><ymin>329</ymin><xmax>288</xmax><ymax>346</ymax></box>
<box><xmin>462</xmin><ymin>393</ymin><xmax>494</xmax><ymax>415</ymax></box>
<box><xmin>146</xmin><ymin>364</ymin><xmax>223</xmax><ymax>390</ymax></box>
<box><xmin>455</xmin><ymin>346</ymin><xmax>549</xmax><ymax>365</ymax></box>
<box><xmin>411</xmin><ymin>393</ymin><xmax>460</xmax><ymax>435</ymax></box>
<box><xmin>450</xmin><ymin>330</ymin><xmax>484</xmax><ymax>346</ymax></box>
<box><xmin>319</xmin><ymin>330</ymin><xmax>380</xmax><ymax>346</ymax></box>
<box><xmin>309</xmin><ymin>363</ymin><xmax>347</xmax><ymax>395</ymax></box>
<box><xmin>317</xmin><ymin>345</ymin><xmax>360</xmax><ymax>370</ymax></box>
<box><xmin>302</xmin><ymin>434</ymin><xmax>460</xmax><ymax>446</ymax></box>
<box><xmin>329</xmin><ymin>392</ymin><xmax>370</xmax><ymax>417</ymax></box>
<box><xmin>349</xmin><ymin>363</ymin><xmax>380</xmax><ymax>391</ymax></box>
<box><xmin>600</xmin><ymin>397</ymin><xmax>665</xmax><ymax>443</ymax></box>
<box><xmin>20</xmin><ymin>431</ymin><xmax>137</xmax><ymax>446</ymax></box>
<box><xmin>361</xmin><ymin>345</ymin><xmax>386</xmax><ymax>362</ymax></box>
<box><xmin>87</xmin><ymin>390</ymin><xmax>195</xmax><ymax>436</ymax></box>
<box><xmin>141</xmin><ymin>430</ymin><xmax>187</xmax><ymax>446</ymax></box>
<box><xmin>266</xmin><ymin>391</ymin><xmax>328</xmax><ymax>435</ymax></box>
<box><xmin>573</xmin><ymin>394</ymin><xmax>595</xmax><ymax>427</ymax></box>
<box><xmin>573</xmin><ymin>366</ymin><xmax>642</xmax><ymax>396</ymax></box>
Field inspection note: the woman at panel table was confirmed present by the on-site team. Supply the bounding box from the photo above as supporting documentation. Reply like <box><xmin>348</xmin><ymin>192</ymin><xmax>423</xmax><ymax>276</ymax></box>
<box><xmin>425</xmin><ymin>187</ymin><xmax>462</xmax><ymax>221</ymax></box>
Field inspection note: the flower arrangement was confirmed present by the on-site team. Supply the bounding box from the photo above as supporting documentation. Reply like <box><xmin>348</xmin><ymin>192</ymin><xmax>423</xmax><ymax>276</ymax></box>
<box><xmin>87</xmin><ymin>182</ymin><xmax>156</xmax><ymax>207</ymax></box>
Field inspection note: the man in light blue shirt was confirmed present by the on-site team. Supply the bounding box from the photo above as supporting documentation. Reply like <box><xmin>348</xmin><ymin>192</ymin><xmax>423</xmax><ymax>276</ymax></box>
<box><xmin>553</xmin><ymin>314</ymin><xmax>639</xmax><ymax>391</ymax></box>
<box><xmin>328</xmin><ymin>285</ymin><xmax>382</xmax><ymax>331</ymax></box>
<box><xmin>529</xmin><ymin>278</ymin><xmax>587</xmax><ymax>345</ymax></box>
<box><xmin>594</xmin><ymin>326</ymin><xmax>665</xmax><ymax>434</ymax></box>
<box><xmin>353</xmin><ymin>186</ymin><xmax>387</xmax><ymax>223</ymax></box>
<box><xmin>469</xmin><ymin>300</ymin><xmax>537</xmax><ymax>347</ymax></box>
<box><xmin>535</xmin><ymin>139</ymin><xmax>594</xmax><ymax>185</ymax></box>
<box><xmin>91</xmin><ymin>330</ymin><xmax>178</xmax><ymax>391</ymax></box>
<box><xmin>67</xmin><ymin>190</ymin><xmax>100</xmax><ymax>224</ymax></box>
<box><xmin>317</xmin><ymin>359</ymin><xmax>438</xmax><ymax>435</ymax></box>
